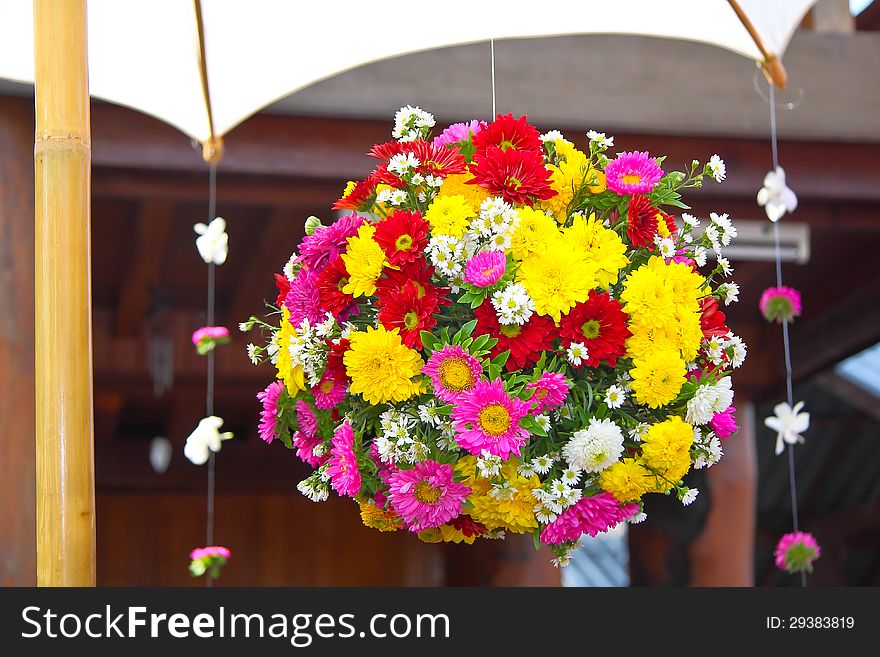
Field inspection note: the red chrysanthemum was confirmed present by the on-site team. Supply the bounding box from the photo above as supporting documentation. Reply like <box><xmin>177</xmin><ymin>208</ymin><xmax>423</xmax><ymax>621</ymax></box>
<box><xmin>274</xmin><ymin>273</ymin><xmax>290</xmax><ymax>307</ymax></box>
<box><xmin>626</xmin><ymin>195</ymin><xmax>659</xmax><ymax>248</ymax></box>
<box><xmin>373</xmin><ymin>210</ymin><xmax>430</xmax><ymax>266</ymax></box>
<box><xmin>369</xmin><ymin>139</ymin><xmax>467</xmax><ymax>177</ymax></box>
<box><xmin>377</xmin><ymin>281</ymin><xmax>441</xmax><ymax>349</ymax></box>
<box><xmin>659</xmin><ymin>211</ymin><xmax>677</xmax><ymax>236</ymax></box>
<box><xmin>473</xmin><ymin>301</ymin><xmax>556</xmax><ymax>371</ymax></box>
<box><xmin>448</xmin><ymin>514</ymin><xmax>488</xmax><ymax>539</ymax></box>
<box><xmin>375</xmin><ymin>261</ymin><xmax>450</xmax><ymax>310</ymax></box>
<box><xmin>472</xmin><ymin>113</ymin><xmax>543</xmax><ymax>157</ymax></box>
<box><xmin>332</xmin><ymin>176</ymin><xmax>377</xmax><ymax>211</ymax></box>
<box><xmin>315</xmin><ymin>256</ymin><xmax>356</xmax><ymax>317</ymax></box>
<box><xmin>325</xmin><ymin>337</ymin><xmax>350</xmax><ymax>383</ymax></box>
<box><xmin>558</xmin><ymin>291</ymin><xmax>631</xmax><ymax>367</ymax></box>
<box><xmin>468</xmin><ymin>147</ymin><xmax>556</xmax><ymax>206</ymax></box>
<box><xmin>699</xmin><ymin>296</ymin><xmax>730</xmax><ymax>339</ymax></box>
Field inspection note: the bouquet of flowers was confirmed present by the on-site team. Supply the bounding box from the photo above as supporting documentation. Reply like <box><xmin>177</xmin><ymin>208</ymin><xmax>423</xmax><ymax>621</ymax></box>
<box><xmin>243</xmin><ymin>107</ymin><xmax>746</xmax><ymax>565</ymax></box>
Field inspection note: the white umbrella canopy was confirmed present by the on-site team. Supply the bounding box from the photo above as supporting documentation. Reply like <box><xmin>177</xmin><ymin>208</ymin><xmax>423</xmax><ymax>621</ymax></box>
<box><xmin>0</xmin><ymin>0</ymin><xmax>816</xmax><ymax>148</ymax></box>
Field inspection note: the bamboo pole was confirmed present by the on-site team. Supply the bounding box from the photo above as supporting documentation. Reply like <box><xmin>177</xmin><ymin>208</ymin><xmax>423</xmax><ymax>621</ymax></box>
<box><xmin>33</xmin><ymin>0</ymin><xmax>96</xmax><ymax>586</ymax></box>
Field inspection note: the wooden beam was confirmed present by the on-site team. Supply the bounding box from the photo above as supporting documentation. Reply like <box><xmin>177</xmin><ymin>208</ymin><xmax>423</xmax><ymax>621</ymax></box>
<box><xmin>114</xmin><ymin>201</ymin><xmax>174</xmax><ymax>336</ymax></box>
<box><xmin>0</xmin><ymin>96</ymin><xmax>36</xmax><ymax>586</ymax></box>
<box><xmin>228</xmin><ymin>207</ymin><xmax>300</xmax><ymax>327</ymax></box>
<box><xmin>815</xmin><ymin>372</ymin><xmax>880</xmax><ymax>424</ymax></box>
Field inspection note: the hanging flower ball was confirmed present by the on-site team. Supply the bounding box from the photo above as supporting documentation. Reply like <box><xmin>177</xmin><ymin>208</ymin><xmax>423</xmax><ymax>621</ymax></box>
<box><xmin>759</xmin><ymin>286</ymin><xmax>802</xmax><ymax>324</ymax></box>
<box><xmin>189</xmin><ymin>545</ymin><xmax>231</xmax><ymax>578</ymax></box>
<box><xmin>764</xmin><ymin>401</ymin><xmax>810</xmax><ymax>456</ymax></box>
<box><xmin>194</xmin><ymin>216</ymin><xmax>229</xmax><ymax>265</ymax></box>
<box><xmin>774</xmin><ymin>532</ymin><xmax>821</xmax><ymax>574</ymax></box>
<box><xmin>757</xmin><ymin>166</ymin><xmax>797</xmax><ymax>222</ymax></box>
<box><xmin>184</xmin><ymin>416</ymin><xmax>234</xmax><ymax>465</ymax></box>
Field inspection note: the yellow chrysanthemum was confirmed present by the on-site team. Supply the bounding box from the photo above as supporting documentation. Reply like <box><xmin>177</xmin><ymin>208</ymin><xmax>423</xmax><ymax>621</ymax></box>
<box><xmin>423</xmin><ymin>194</ymin><xmax>474</xmax><ymax>237</ymax></box>
<box><xmin>359</xmin><ymin>502</ymin><xmax>403</xmax><ymax>532</ymax></box>
<box><xmin>438</xmin><ymin>173</ymin><xmax>489</xmax><ymax>211</ymax></box>
<box><xmin>629</xmin><ymin>348</ymin><xmax>687</xmax><ymax>408</ymax></box>
<box><xmin>599</xmin><ymin>458</ymin><xmax>652</xmax><ymax>502</ymax></box>
<box><xmin>509</xmin><ymin>206</ymin><xmax>560</xmax><ymax>261</ymax></box>
<box><xmin>620</xmin><ymin>260</ymin><xmax>677</xmax><ymax>329</ymax></box>
<box><xmin>341</xmin><ymin>223</ymin><xmax>386</xmax><ymax>297</ymax></box>
<box><xmin>275</xmin><ymin>307</ymin><xmax>305</xmax><ymax>395</ymax></box>
<box><xmin>343</xmin><ymin>325</ymin><xmax>423</xmax><ymax>404</ymax></box>
<box><xmin>671</xmin><ymin>306</ymin><xmax>704</xmax><ymax>362</ymax></box>
<box><xmin>639</xmin><ymin>416</ymin><xmax>694</xmax><ymax>488</ymax></box>
<box><xmin>626</xmin><ymin>320</ymin><xmax>678</xmax><ymax>361</ymax></box>
<box><xmin>517</xmin><ymin>241</ymin><xmax>598</xmax><ymax>322</ymax></box>
<box><xmin>541</xmin><ymin>140</ymin><xmax>606</xmax><ymax>222</ymax></box>
<box><xmin>455</xmin><ymin>457</ymin><xmax>539</xmax><ymax>534</ymax></box>
<box><xmin>417</xmin><ymin>528</ymin><xmax>443</xmax><ymax>543</ymax></box>
<box><xmin>564</xmin><ymin>214</ymin><xmax>628</xmax><ymax>289</ymax></box>
<box><xmin>655</xmin><ymin>257</ymin><xmax>706</xmax><ymax>311</ymax></box>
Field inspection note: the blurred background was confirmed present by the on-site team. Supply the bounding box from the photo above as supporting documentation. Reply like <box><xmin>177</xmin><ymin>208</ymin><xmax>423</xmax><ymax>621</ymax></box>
<box><xmin>1</xmin><ymin>0</ymin><xmax>878</xmax><ymax>586</ymax></box>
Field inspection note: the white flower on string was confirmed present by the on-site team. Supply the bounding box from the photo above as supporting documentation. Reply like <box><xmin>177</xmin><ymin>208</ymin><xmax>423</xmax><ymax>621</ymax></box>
<box><xmin>184</xmin><ymin>416</ymin><xmax>233</xmax><ymax>465</ymax></box>
<box><xmin>764</xmin><ymin>401</ymin><xmax>810</xmax><ymax>456</ymax></box>
<box><xmin>194</xmin><ymin>217</ymin><xmax>228</xmax><ymax>265</ymax></box>
<box><xmin>757</xmin><ymin>166</ymin><xmax>798</xmax><ymax>222</ymax></box>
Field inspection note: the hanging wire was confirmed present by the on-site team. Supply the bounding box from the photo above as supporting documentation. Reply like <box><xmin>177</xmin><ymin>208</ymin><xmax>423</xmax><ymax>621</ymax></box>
<box><xmin>205</xmin><ymin>161</ymin><xmax>218</xmax><ymax>586</ymax></box>
<box><xmin>490</xmin><ymin>38</ymin><xmax>497</xmax><ymax>119</ymax></box>
<box><xmin>767</xmin><ymin>78</ymin><xmax>805</xmax><ymax>587</ymax></box>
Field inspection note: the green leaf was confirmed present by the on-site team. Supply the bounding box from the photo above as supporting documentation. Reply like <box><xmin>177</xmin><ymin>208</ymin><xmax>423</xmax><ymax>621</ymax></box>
<box><xmin>419</xmin><ymin>330</ymin><xmax>438</xmax><ymax>352</ymax></box>
<box><xmin>491</xmin><ymin>349</ymin><xmax>510</xmax><ymax>369</ymax></box>
<box><xmin>521</xmin><ymin>415</ymin><xmax>548</xmax><ymax>437</ymax></box>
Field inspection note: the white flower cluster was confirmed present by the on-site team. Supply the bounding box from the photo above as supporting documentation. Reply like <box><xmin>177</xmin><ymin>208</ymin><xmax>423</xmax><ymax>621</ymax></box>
<box><xmin>376</xmin><ymin>187</ymin><xmax>409</xmax><ymax>207</ymax></box>
<box><xmin>705</xmin><ymin>212</ymin><xmax>737</xmax><ymax>254</ymax></box>
<box><xmin>470</xmin><ymin>196</ymin><xmax>521</xmax><ymax>251</ymax></box>
<box><xmin>491</xmin><ymin>282</ymin><xmax>535</xmax><ymax>325</ymax></box>
<box><xmin>532</xmin><ymin>479</ymin><xmax>582</xmax><ymax>523</ymax></box>
<box><xmin>686</xmin><ymin>376</ymin><xmax>734</xmax><ymax>425</ymax></box>
<box><xmin>297</xmin><ymin>467</ymin><xmax>330</xmax><ymax>502</ymax></box>
<box><xmin>288</xmin><ymin>314</ymin><xmax>333</xmax><ymax>386</ymax></box>
<box><xmin>586</xmin><ymin>129</ymin><xmax>614</xmax><ymax>149</ymax></box>
<box><xmin>426</xmin><ymin>233</ymin><xmax>475</xmax><ymax>278</ymax></box>
<box><xmin>392</xmin><ymin>105</ymin><xmax>435</xmax><ymax>143</ymax></box>
<box><xmin>476</xmin><ymin>450</ymin><xmax>503</xmax><ymax>478</ymax></box>
<box><xmin>375</xmin><ymin>408</ymin><xmax>430</xmax><ymax>464</ymax></box>
<box><xmin>691</xmin><ymin>427</ymin><xmax>723</xmax><ymax>469</ymax></box>
<box><xmin>703</xmin><ymin>332</ymin><xmax>747</xmax><ymax>369</ymax></box>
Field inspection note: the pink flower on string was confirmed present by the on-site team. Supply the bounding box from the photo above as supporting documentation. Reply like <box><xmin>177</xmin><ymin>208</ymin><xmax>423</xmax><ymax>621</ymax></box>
<box><xmin>188</xmin><ymin>545</ymin><xmax>231</xmax><ymax>578</ymax></box>
<box><xmin>759</xmin><ymin>286</ymin><xmax>802</xmax><ymax>324</ymax></box>
<box><xmin>191</xmin><ymin>325</ymin><xmax>230</xmax><ymax>355</ymax></box>
<box><xmin>774</xmin><ymin>531</ymin><xmax>821</xmax><ymax>574</ymax></box>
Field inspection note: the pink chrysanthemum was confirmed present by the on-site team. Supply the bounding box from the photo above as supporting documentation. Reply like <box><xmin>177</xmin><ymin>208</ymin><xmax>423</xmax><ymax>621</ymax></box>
<box><xmin>285</xmin><ymin>267</ymin><xmax>325</xmax><ymax>329</ymax></box>
<box><xmin>775</xmin><ymin>531</ymin><xmax>821</xmax><ymax>573</ymax></box>
<box><xmin>422</xmin><ymin>345</ymin><xmax>482</xmax><ymax>403</ymax></box>
<box><xmin>451</xmin><ymin>379</ymin><xmax>532</xmax><ymax>459</ymax></box>
<box><xmin>759</xmin><ymin>286</ymin><xmax>802</xmax><ymax>324</ymax></box>
<box><xmin>256</xmin><ymin>380</ymin><xmax>284</xmax><ymax>444</ymax></box>
<box><xmin>605</xmin><ymin>151</ymin><xmax>664</xmax><ymax>196</ymax></box>
<box><xmin>463</xmin><ymin>251</ymin><xmax>506</xmax><ymax>288</ymax></box>
<box><xmin>540</xmin><ymin>493</ymin><xmax>639</xmax><ymax>545</ymax></box>
<box><xmin>297</xmin><ymin>212</ymin><xmax>364</xmax><ymax>271</ymax></box>
<box><xmin>327</xmin><ymin>421</ymin><xmax>361</xmax><ymax>497</ymax></box>
<box><xmin>433</xmin><ymin>120</ymin><xmax>486</xmax><ymax>149</ymax></box>
<box><xmin>710</xmin><ymin>405</ymin><xmax>738</xmax><ymax>440</ymax></box>
<box><xmin>310</xmin><ymin>370</ymin><xmax>347</xmax><ymax>410</ymax></box>
<box><xmin>386</xmin><ymin>460</ymin><xmax>471</xmax><ymax>532</ymax></box>
<box><xmin>292</xmin><ymin>431</ymin><xmax>326</xmax><ymax>468</ymax></box>
<box><xmin>526</xmin><ymin>372</ymin><xmax>570</xmax><ymax>414</ymax></box>
<box><xmin>296</xmin><ymin>400</ymin><xmax>318</xmax><ymax>438</ymax></box>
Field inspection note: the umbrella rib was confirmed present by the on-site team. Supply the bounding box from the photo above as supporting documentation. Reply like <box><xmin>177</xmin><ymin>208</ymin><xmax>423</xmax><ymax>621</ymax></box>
<box><xmin>193</xmin><ymin>0</ymin><xmax>223</xmax><ymax>162</ymax></box>
<box><xmin>727</xmin><ymin>0</ymin><xmax>788</xmax><ymax>88</ymax></box>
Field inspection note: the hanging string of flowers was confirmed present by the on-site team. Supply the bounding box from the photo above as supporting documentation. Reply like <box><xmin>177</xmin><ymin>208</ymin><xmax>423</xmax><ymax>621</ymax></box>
<box><xmin>243</xmin><ymin>107</ymin><xmax>747</xmax><ymax>565</ymax></box>
<box><xmin>758</xmin><ymin>82</ymin><xmax>818</xmax><ymax>583</ymax></box>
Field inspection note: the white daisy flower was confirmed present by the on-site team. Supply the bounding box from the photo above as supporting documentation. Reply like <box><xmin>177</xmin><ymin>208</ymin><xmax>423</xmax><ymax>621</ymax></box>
<box><xmin>566</xmin><ymin>342</ymin><xmax>588</xmax><ymax>366</ymax></box>
<box><xmin>532</xmin><ymin>455</ymin><xmax>554</xmax><ymax>475</ymax></box>
<box><xmin>246</xmin><ymin>343</ymin><xmax>260</xmax><ymax>365</ymax></box>
<box><xmin>604</xmin><ymin>384</ymin><xmax>626</xmax><ymax>409</ymax></box>
<box><xmin>682</xmin><ymin>212</ymin><xmax>700</xmax><ymax>227</ymax></box>
<box><xmin>680</xmin><ymin>487</ymin><xmax>699</xmax><ymax>506</ymax></box>
<box><xmin>708</xmin><ymin>154</ymin><xmax>726</xmax><ymax>183</ymax></box>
